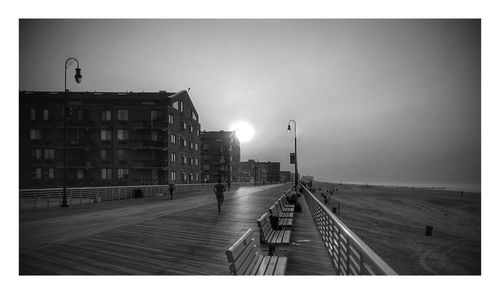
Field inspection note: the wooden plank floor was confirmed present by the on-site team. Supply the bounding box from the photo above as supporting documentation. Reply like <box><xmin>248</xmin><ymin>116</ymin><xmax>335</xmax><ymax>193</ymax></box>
<box><xmin>19</xmin><ymin>184</ymin><xmax>335</xmax><ymax>275</ymax></box>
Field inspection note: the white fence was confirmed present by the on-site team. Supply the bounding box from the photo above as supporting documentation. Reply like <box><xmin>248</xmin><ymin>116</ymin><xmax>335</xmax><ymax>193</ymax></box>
<box><xmin>19</xmin><ymin>182</ymin><xmax>256</xmax><ymax>209</ymax></box>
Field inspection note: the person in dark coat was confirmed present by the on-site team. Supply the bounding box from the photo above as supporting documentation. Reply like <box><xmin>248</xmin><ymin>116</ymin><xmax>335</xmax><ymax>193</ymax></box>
<box><xmin>214</xmin><ymin>179</ymin><xmax>226</xmax><ymax>213</ymax></box>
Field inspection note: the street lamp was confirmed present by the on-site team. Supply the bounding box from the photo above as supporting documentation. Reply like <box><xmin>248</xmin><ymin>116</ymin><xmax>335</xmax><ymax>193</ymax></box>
<box><xmin>287</xmin><ymin>120</ymin><xmax>298</xmax><ymax>191</ymax></box>
<box><xmin>61</xmin><ymin>57</ymin><xmax>83</xmax><ymax>207</ymax></box>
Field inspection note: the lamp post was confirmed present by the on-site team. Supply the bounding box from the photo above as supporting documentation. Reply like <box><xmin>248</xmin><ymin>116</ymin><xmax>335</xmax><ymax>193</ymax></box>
<box><xmin>61</xmin><ymin>57</ymin><xmax>83</xmax><ymax>208</ymax></box>
<box><xmin>253</xmin><ymin>159</ymin><xmax>259</xmax><ymax>186</ymax></box>
<box><xmin>287</xmin><ymin>120</ymin><xmax>298</xmax><ymax>191</ymax></box>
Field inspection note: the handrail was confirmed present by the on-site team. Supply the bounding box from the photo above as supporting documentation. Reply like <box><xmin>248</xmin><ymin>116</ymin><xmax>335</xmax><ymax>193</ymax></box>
<box><xmin>300</xmin><ymin>184</ymin><xmax>397</xmax><ymax>275</ymax></box>
<box><xmin>19</xmin><ymin>182</ymin><xmax>259</xmax><ymax>209</ymax></box>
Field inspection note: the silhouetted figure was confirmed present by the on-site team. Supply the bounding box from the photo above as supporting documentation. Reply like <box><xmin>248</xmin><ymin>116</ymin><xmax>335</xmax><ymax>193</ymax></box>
<box><xmin>168</xmin><ymin>182</ymin><xmax>176</xmax><ymax>200</ymax></box>
<box><xmin>227</xmin><ymin>181</ymin><xmax>231</xmax><ymax>191</ymax></box>
<box><xmin>214</xmin><ymin>179</ymin><xmax>226</xmax><ymax>213</ymax></box>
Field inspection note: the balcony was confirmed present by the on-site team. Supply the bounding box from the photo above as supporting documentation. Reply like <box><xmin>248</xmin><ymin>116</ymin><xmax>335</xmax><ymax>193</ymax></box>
<box><xmin>132</xmin><ymin>160</ymin><xmax>168</xmax><ymax>170</ymax></box>
<box><xmin>130</xmin><ymin>140</ymin><xmax>167</xmax><ymax>150</ymax></box>
<box><xmin>131</xmin><ymin>120</ymin><xmax>167</xmax><ymax>131</ymax></box>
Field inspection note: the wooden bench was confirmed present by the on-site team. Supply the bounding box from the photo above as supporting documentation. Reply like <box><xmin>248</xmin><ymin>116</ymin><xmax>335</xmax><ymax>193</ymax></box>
<box><xmin>279</xmin><ymin>194</ymin><xmax>295</xmax><ymax>210</ymax></box>
<box><xmin>257</xmin><ymin>212</ymin><xmax>291</xmax><ymax>255</ymax></box>
<box><xmin>268</xmin><ymin>204</ymin><xmax>293</xmax><ymax>228</ymax></box>
<box><xmin>226</xmin><ymin>228</ymin><xmax>287</xmax><ymax>275</ymax></box>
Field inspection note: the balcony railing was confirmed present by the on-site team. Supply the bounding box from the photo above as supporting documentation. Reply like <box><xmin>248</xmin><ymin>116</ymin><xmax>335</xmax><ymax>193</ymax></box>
<box><xmin>130</xmin><ymin>120</ymin><xmax>167</xmax><ymax>130</ymax></box>
<box><xmin>300</xmin><ymin>184</ymin><xmax>397</xmax><ymax>275</ymax></box>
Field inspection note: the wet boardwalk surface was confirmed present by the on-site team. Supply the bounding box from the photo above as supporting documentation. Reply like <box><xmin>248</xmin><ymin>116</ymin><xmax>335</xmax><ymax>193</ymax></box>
<box><xmin>20</xmin><ymin>184</ymin><xmax>335</xmax><ymax>275</ymax></box>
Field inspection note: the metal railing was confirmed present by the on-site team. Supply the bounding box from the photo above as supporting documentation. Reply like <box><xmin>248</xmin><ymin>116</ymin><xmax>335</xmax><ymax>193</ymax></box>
<box><xmin>19</xmin><ymin>182</ymin><xmax>257</xmax><ymax>209</ymax></box>
<box><xmin>300</xmin><ymin>184</ymin><xmax>397</xmax><ymax>275</ymax></box>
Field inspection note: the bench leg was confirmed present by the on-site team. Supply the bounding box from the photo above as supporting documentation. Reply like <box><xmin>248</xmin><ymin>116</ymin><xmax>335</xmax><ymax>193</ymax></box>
<box><xmin>268</xmin><ymin>245</ymin><xmax>275</xmax><ymax>256</ymax></box>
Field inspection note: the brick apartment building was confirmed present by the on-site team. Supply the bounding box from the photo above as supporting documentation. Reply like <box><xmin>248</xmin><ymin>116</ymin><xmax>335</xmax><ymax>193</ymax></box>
<box><xmin>19</xmin><ymin>90</ymin><xmax>202</xmax><ymax>188</ymax></box>
<box><xmin>200</xmin><ymin>131</ymin><xmax>240</xmax><ymax>183</ymax></box>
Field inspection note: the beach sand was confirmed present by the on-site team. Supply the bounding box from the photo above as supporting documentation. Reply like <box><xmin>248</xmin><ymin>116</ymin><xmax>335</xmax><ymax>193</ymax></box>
<box><xmin>313</xmin><ymin>182</ymin><xmax>481</xmax><ymax>275</ymax></box>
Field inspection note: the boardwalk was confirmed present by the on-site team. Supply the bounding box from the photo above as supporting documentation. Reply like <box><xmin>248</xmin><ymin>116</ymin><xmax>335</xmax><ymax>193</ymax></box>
<box><xmin>20</xmin><ymin>184</ymin><xmax>334</xmax><ymax>275</ymax></box>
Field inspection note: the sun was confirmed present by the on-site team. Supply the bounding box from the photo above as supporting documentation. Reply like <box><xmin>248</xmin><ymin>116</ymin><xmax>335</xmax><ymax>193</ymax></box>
<box><xmin>230</xmin><ymin>121</ymin><xmax>255</xmax><ymax>143</ymax></box>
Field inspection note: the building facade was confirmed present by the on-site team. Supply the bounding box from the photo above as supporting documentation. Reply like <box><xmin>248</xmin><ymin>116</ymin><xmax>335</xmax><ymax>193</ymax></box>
<box><xmin>19</xmin><ymin>90</ymin><xmax>202</xmax><ymax>189</ymax></box>
<box><xmin>240</xmin><ymin>160</ymin><xmax>281</xmax><ymax>184</ymax></box>
<box><xmin>200</xmin><ymin>131</ymin><xmax>240</xmax><ymax>183</ymax></box>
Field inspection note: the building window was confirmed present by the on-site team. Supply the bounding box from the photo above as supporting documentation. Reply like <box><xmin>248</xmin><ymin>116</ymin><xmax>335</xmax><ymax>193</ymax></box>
<box><xmin>189</xmin><ymin>157</ymin><xmax>193</xmax><ymax>166</ymax></box>
<box><xmin>189</xmin><ymin>141</ymin><xmax>193</xmax><ymax>150</ymax></box>
<box><xmin>195</xmin><ymin>158</ymin><xmax>199</xmax><ymax>166</ymax></box>
<box><xmin>118</xmin><ymin>168</ymin><xmax>129</xmax><ymax>179</ymax></box>
<box><xmin>117</xmin><ymin>129</ymin><xmax>129</xmax><ymax>141</ymax></box>
<box><xmin>171</xmin><ymin>152</ymin><xmax>176</xmax><ymax>163</ymax></box>
<box><xmin>44</xmin><ymin>149</ymin><xmax>54</xmax><ymax>160</ymax></box>
<box><xmin>195</xmin><ymin>143</ymin><xmax>199</xmax><ymax>151</ymax></box>
<box><xmin>48</xmin><ymin>168</ymin><xmax>54</xmax><ymax>179</ymax></box>
<box><xmin>117</xmin><ymin>109</ymin><xmax>129</xmax><ymax>121</ymax></box>
<box><xmin>195</xmin><ymin>173</ymin><xmax>199</xmax><ymax>181</ymax></box>
<box><xmin>151</xmin><ymin>131</ymin><xmax>158</xmax><ymax>141</ymax></box>
<box><xmin>189</xmin><ymin>173</ymin><xmax>193</xmax><ymax>183</ymax></box>
<box><xmin>203</xmin><ymin>165</ymin><xmax>210</xmax><ymax>171</ymax></box>
<box><xmin>77</xmin><ymin>169</ymin><xmax>84</xmax><ymax>179</ymax></box>
<box><xmin>117</xmin><ymin>149</ymin><xmax>126</xmax><ymax>161</ymax></box>
<box><xmin>100</xmin><ymin>149</ymin><xmax>109</xmax><ymax>161</ymax></box>
<box><xmin>31</xmin><ymin>168</ymin><xmax>42</xmax><ymax>179</ymax></box>
<box><xmin>100</xmin><ymin>129</ymin><xmax>112</xmax><ymax>141</ymax></box>
<box><xmin>172</xmin><ymin>101</ymin><xmax>179</xmax><ymax>110</ymax></box>
<box><xmin>101</xmin><ymin>168</ymin><xmax>112</xmax><ymax>180</ymax></box>
<box><xmin>168</xmin><ymin>114</ymin><xmax>174</xmax><ymax>124</ymax></box>
<box><xmin>182</xmin><ymin>138</ymin><xmax>187</xmax><ymax>148</ymax></box>
<box><xmin>150</xmin><ymin>110</ymin><xmax>163</xmax><ymax>121</ymax></box>
<box><xmin>170</xmin><ymin>134</ymin><xmax>176</xmax><ymax>144</ymax></box>
<box><xmin>203</xmin><ymin>143</ymin><xmax>209</xmax><ymax>150</ymax></box>
<box><xmin>30</xmin><ymin>109</ymin><xmax>36</xmax><ymax>120</ymax></box>
<box><xmin>180</xmin><ymin>101</ymin><xmax>184</xmax><ymax>112</ymax></box>
<box><xmin>76</xmin><ymin>109</ymin><xmax>85</xmax><ymax>121</ymax></box>
<box><xmin>189</xmin><ymin>125</ymin><xmax>193</xmax><ymax>133</ymax></box>
<box><xmin>197</xmin><ymin>129</ymin><xmax>200</xmax><ymax>136</ymax></box>
<box><xmin>181</xmin><ymin>155</ymin><xmax>186</xmax><ymax>165</ymax></box>
<box><xmin>170</xmin><ymin>171</ymin><xmax>176</xmax><ymax>181</ymax></box>
<box><xmin>30</xmin><ymin>129</ymin><xmax>42</xmax><ymax>140</ymax></box>
<box><xmin>101</xmin><ymin>110</ymin><xmax>112</xmax><ymax>121</ymax></box>
<box><xmin>43</xmin><ymin>109</ymin><xmax>49</xmax><ymax>121</ymax></box>
<box><xmin>32</xmin><ymin>149</ymin><xmax>41</xmax><ymax>160</ymax></box>
<box><xmin>191</xmin><ymin>111</ymin><xmax>198</xmax><ymax>121</ymax></box>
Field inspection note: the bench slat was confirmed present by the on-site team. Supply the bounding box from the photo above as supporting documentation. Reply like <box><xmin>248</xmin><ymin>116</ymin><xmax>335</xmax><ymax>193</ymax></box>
<box><xmin>274</xmin><ymin>257</ymin><xmax>288</xmax><ymax>275</ymax></box>
<box><xmin>226</xmin><ymin>228</ymin><xmax>254</xmax><ymax>263</ymax></box>
<box><xmin>255</xmin><ymin>256</ymin><xmax>272</xmax><ymax>275</ymax></box>
<box><xmin>238</xmin><ymin>249</ymin><xmax>260</xmax><ymax>275</ymax></box>
<box><xmin>235</xmin><ymin>245</ymin><xmax>259</xmax><ymax>274</ymax></box>
<box><xmin>265</xmin><ymin>256</ymin><xmax>280</xmax><ymax>275</ymax></box>
<box><xmin>248</xmin><ymin>255</ymin><xmax>265</xmax><ymax>275</ymax></box>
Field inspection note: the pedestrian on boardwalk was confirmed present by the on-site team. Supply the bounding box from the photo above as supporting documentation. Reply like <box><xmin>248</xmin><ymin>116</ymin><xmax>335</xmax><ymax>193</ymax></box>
<box><xmin>168</xmin><ymin>181</ymin><xmax>176</xmax><ymax>200</ymax></box>
<box><xmin>227</xmin><ymin>180</ymin><xmax>231</xmax><ymax>191</ymax></box>
<box><xmin>214</xmin><ymin>179</ymin><xmax>226</xmax><ymax>213</ymax></box>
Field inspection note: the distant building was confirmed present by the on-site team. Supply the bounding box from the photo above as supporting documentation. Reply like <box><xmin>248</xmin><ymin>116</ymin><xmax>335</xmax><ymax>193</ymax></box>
<box><xmin>200</xmin><ymin>131</ymin><xmax>240</xmax><ymax>183</ymax></box>
<box><xmin>240</xmin><ymin>160</ymin><xmax>281</xmax><ymax>184</ymax></box>
<box><xmin>19</xmin><ymin>90</ymin><xmax>202</xmax><ymax>188</ymax></box>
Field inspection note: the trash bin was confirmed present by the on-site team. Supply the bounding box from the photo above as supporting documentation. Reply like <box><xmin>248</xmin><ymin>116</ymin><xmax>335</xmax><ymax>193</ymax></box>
<box><xmin>133</xmin><ymin>189</ymin><xmax>144</xmax><ymax>198</ymax></box>
<box><xmin>425</xmin><ymin>226</ymin><xmax>433</xmax><ymax>236</ymax></box>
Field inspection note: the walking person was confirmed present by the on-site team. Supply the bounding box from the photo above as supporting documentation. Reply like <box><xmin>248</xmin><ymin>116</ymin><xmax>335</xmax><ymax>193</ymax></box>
<box><xmin>168</xmin><ymin>181</ymin><xmax>176</xmax><ymax>200</ymax></box>
<box><xmin>214</xmin><ymin>179</ymin><xmax>226</xmax><ymax>213</ymax></box>
<box><xmin>227</xmin><ymin>180</ymin><xmax>231</xmax><ymax>191</ymax></box>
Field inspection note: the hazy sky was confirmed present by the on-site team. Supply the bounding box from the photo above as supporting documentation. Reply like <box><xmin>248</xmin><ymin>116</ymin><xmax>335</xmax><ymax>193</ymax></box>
<box><xmin>19</xmin><ymin>19</ymin><xmax>481</xmax><ymax>190</ymax></box>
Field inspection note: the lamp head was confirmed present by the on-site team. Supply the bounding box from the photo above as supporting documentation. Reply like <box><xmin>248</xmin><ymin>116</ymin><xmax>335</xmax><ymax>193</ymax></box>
<box><xmin>287</xmin><ymin>124</ymin><xmax>291</xmax><ymax>132</ymax></box>
<box><xmin>74</xmin><ymin>67</ymin><xmax>83</xmax><ymax>84</ymax></box>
